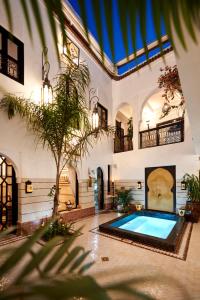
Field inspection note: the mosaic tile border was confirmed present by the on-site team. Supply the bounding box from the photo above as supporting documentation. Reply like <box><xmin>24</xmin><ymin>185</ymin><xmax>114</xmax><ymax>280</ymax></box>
<box><xmin>90</xmin><ymin>222</ymin><xmax>193</xmax><ymax>261</ymax></box>
<box><xmin>0</xmin><ymin>234</ymin><xmax>29</xmax><ymax>247</ymax></box>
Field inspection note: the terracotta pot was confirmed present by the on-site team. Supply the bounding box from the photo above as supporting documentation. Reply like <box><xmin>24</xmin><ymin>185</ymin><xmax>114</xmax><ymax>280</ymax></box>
<box><xmin>186</xmin><ymin>201</ymin><xmax>200</xmax><ymax>216</ymax></box>
<box><xmin>136</xmin><ymin>204</ymin><xmax>143</xmax><ymax>211</ymax></box>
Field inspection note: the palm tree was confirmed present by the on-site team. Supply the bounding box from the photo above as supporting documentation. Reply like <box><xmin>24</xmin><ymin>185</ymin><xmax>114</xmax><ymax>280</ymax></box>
<box><xmin>2</xmin><ymin>0</ymin><xmax>200</xmax><ymax>62</ymax></box>
<box><xmin>0</xmin><ymin>61</ymin><xmax>113</xmax><ymax>215</ymax></box>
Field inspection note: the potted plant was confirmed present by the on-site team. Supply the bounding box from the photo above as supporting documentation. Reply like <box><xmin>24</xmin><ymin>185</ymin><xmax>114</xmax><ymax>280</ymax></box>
<box><xmin>158</xmin><ymin>65</ymin><xmax>185</xmax><ymax>119</ymax></box>
<box><xmin>127</xmin><ymin>117</ymin><xmax>133</xmax><ymax>138</ymax></box>
<box><xmin>183</xmin><ymin>172</ymin><xmax>200</xmax><ymax>218</ymax></box>
<box><xmin>178</xmin><ymin>206</ymin><xmax>186</xmax><ymax>217</ymax></box>
<box><xmin>115</xmin><ymin>188</ymin><xmax>133</xmax><ymax>213</ymax></box>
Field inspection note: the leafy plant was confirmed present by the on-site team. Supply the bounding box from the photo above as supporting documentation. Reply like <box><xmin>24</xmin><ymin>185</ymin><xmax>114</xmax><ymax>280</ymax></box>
<box><xmin>127</xmin><ymin>117</ymin><xmax>133</xmax><ymax>138</ymax></box>
<box><xmin>0</xmin><ymin>224</ymin><xmax>160</xmax><ymax>300</ymax></box>
<box><xmin>158</xmin><ymin>65</ymin><xmax>185</xmax><ymax>118</ymax></box>
<box><xmin>115</xmin><ymin>188</ymin><xmax>133</xmax><ymax>212</ymax></box>
<box><xmin>183</xmin><ymin>173</ymin><xmax>200</xmax><ymax>202</ymax></box>
<box><xmin>0</xmin><ymin>62</ymin><xmax>113</xmax><ymax>216</ymax></box>
<box><xmin>42</xmin><ymin>218</ymin><xmax>74</xmax><ymax>242</ymax></box>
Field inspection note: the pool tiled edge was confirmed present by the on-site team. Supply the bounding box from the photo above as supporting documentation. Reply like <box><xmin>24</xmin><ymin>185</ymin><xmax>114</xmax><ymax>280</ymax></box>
<box><xmin>99</xmin><ymin>210</ymin><xmax>185</xmax><ymax>252</ymax></box>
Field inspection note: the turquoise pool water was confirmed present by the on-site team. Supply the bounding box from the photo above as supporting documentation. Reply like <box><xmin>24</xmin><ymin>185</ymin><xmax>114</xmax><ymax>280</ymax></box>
<box><xmin>119</xmin><ymin>216</ymin><xmax>176</xmax><ymax>239</ymax></box>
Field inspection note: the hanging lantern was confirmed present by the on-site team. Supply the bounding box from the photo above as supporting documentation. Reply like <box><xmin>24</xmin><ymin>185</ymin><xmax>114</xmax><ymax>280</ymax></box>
<box><xmin>162</xmin><ymin>102</ymin><xmax>171</xmax><ymax>114</ymax></box>
<box><xmin>89</xmin><ymin>88</ymin><xmax>100</xmax><ymax>131</ymax></box>
<box><xmin>41</xmin><ymin>47</ymin><xmax>53</xmax><ymax>105</ymax></box>
<box><xmin>92</xmin><ymin>104</ymin><xmax>99</xmax><ymax>130</ymax></box>
<box><xmin>41</xmin><ymin>76</ymin><xmax>53</xmax><ymax>105</ymax></box>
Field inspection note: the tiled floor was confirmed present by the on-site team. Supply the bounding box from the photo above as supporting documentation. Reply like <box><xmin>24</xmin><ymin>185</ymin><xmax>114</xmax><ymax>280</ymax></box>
<box><xmin>1</xmin><ymin>212</ymin><xmax>200</xmax><ymax>299</ymax></box>
<box><xmin>73</xmin><ymin>212</ymin><xmax>200</xmax><ymax>300</ymax></box>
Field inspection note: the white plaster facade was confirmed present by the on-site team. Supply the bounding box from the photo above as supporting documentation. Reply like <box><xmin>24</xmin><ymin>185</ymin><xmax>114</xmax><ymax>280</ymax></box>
<box><xmin>0</xmin><ymin>0</ymin><xmax>199</xmax><ymax>229</ymax></box>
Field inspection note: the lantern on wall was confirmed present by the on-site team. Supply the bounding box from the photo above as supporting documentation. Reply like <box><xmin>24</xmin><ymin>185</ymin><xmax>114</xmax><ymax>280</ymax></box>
<box><xmin>92</xmin><ymin>104</ymin><xmax>99</xmax><ymax>130</ymax></box>
<box><xmin>25</xmin><ymin>180</ymin><xmax>33</xmax><ymax>193</ymax></box>
<box><xmin>181</xmin><ymin>180</ymin><xmax>186</xmax><ymax>190</ymax></box>
<box><xmin>137</xmin><ymin>181</ymin><xmax>142</xmax><ymax>189</ymax></box>
<box><xmin>41</xmin><ymin>47</ymin><xmax>53</xmax><ymax>105</ymax></box>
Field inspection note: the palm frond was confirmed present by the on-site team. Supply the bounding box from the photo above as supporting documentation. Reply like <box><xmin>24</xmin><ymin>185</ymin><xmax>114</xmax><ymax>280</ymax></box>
<box><xmin>19</xmin><ymin>0</ymin><xmax>33</xmax><ymax>41</ymax></box>
<box><xmin>0</xmin><ymin>224</ymin><xmax>162</xmax><ymax>300</ymax></box>
<box><xmin>2</xmin><ymin>0</ymin><xmax>13</xmax><ymax>32</ymax></box>
<box><xmin>2</xmin><ymin>0</ymin><xmax>200</xmax><ymax>64</ymax></box>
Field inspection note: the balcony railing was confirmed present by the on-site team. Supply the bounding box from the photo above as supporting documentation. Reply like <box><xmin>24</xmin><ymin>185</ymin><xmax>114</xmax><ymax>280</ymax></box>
<box><xmin>139</xmin><ymin>119</ymin><xmax>184</xmax><ymax>149</ymax></box>
<box><xmin>114</xmin><ymin>135</ymin><xmax>133</xmax><ymax>153</ymax></box>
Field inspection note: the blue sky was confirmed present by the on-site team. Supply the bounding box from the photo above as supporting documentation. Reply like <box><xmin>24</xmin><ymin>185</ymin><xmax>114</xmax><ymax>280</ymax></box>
<box><xmin>68</xmin><ymin>0</ymin><xmax>167</xmax><ymax>73</ymax></box>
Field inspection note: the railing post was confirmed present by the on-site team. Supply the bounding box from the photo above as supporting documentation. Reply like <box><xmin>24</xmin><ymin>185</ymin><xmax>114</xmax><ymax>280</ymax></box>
<box><xmin>156</xmin><ymin>128</ymin><xmax>159</xmax><ymax>146</ymax></box>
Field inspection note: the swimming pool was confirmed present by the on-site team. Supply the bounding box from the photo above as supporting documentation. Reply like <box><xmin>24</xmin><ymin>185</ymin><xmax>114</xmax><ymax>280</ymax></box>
<box><xmin>99</xmin><ymin>210</ymin><xmax>185</xmax><ymax>251</ymax></box>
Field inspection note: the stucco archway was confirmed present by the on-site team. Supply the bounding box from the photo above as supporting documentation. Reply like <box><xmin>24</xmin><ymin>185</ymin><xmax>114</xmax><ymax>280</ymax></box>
<box><xmin>0</xmin><ymin>154</ymin><xmax>18</xmax><ymax>229</ymax></box>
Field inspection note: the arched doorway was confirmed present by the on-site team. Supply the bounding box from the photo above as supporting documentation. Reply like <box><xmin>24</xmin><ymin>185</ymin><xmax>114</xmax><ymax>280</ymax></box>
<box><xmin>139</xmin><ymin>92</ymin><xmax>185</xmax><ymax>149</ymax></box>
<box><xmin>96</xmin><ymin>167</ymin><xmax>104</xmax><ymax>210</ymax></box>
<box><xmin>114</xmin><ymin>103</ymin><xmax>133</xmax><ymax>153</ymax></box>
<box><xmin>0</xmin><ymin>155</ymin><xmax>18</xmax><ymax>230</ymax></box>
<box><xmin>75</xmin><ymin>171</ymin><xmax>79</xmax><ymax>207</ymax></box>
<box><xmin>58</xmin><ymin>166</ymin><xmax>79</xmax><ymax>211</ymax></box>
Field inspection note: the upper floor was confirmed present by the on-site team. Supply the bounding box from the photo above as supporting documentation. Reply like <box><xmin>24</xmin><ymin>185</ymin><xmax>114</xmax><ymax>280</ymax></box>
<box><xmin>0</xmin><ymin>0</ymin><xmax>197</xmax><ymax>181</ymax></box>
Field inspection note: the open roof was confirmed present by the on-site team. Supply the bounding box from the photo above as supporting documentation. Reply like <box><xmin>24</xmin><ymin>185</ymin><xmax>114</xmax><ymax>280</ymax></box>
<box><xmin>67</xmin><ymin>0</ymin><xmax>170</xmax><ymax>75</ymax></box>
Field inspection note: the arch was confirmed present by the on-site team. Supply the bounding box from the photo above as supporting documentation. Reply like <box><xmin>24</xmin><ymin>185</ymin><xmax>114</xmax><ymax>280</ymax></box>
<box><xmin>138</xmin><ymin>88</ymin><xmax>161</xmax><ymax>131</ymax></box>
<box><xmin>0</xmin><ymin>154</ymin><xmax>18</xmax><ymax>229</ymax></box>
<box><xmin>139</xmin><ymin>88</ymin><xmax>160</xmax><ymax>119</ymax></box>
<box><xmin>114</xmin><ymin>103</ymin><xmax>133</xmax><ymax>153</ymax></box>
<box><xmin>139</xmin><ymin>89</ymin><xmax>185</xmax><ymax>132</ymax></box>
<box><xmin>59</xmin><ymin>165</ymin><xmax>79</xmax><ymax>211</ymax></box>
<box><xmin>114</xmin><ymin>102</ymin><xmax>134</xmax><ymax>122</ymax></box>
<box><xmin>0</xmin><ymin>151</ymin><xmax>20</xmax><ymax>182</ymax></box>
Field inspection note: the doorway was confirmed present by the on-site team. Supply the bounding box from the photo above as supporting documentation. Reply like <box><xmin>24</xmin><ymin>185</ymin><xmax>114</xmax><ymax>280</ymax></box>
<box><xmin>59</xmin><ymin>167</ymin><xmax>79</xmax><ymax>211</ymax></box>
<box><xmin>95</xmin><ymin>167</ymin><xmax>104</xmax><ymax>211</ymax></box>
<box><xmin>0</xmin><ymin>155</ymin><xmax>18</xmax><ymax>230</ymax></box>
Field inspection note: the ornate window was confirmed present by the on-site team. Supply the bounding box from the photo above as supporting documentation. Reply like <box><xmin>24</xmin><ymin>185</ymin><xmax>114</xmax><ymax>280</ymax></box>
<box><xmin>0</xmin><ymin>26</ymin><xmax>24</xmax><ymax>84</ymax></box>
<box><xmin>97</xmin><ymin>103</ymin><xmax>108</xmax><ymax>129</ymax></box>
<box><xmin>63</xmin><ymin>36</ymin><xmax>80</xmax><ymax>66</ymax></box>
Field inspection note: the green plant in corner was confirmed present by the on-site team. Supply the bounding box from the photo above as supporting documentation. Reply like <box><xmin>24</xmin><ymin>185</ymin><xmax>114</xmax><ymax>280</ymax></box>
<box><xmin>0</xmin><ymin>62</ymin><xmax>113</xmax><ymax>217</ymax></box>
<box><xmin>115</xmin><ymin>188</ymin><xmax>133</xmax><ymax>212</ymax></box>
<box><xmin>183</xmin><ymin>173</ymin><xmax>200</xmax><ymax>203</ymax></box>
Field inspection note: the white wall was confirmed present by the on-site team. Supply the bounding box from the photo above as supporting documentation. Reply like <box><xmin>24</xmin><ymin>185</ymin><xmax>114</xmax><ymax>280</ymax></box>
<box><xmin>173</xmin><ymin>21</ymin><xmax>200</xmax><ymax>155</ymax></box>
<box><xmin>0</xmin><ymin>0</ymin><xmax>113</xmax><ymax>223</ymax></box>
<box><xmin>0</xmin><ymin>0</ymin><xmax>113</xmax><ymax>182</ymax></box>
<box><xmin>0</xmin><ymin>0</ymin><xmax>199</xmax><ymax>223</ymax></box>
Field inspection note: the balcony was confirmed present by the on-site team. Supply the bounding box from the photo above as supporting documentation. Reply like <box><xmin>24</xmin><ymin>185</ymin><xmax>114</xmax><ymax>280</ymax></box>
<box><xmin>114</xmin><ymin>135</ymin><xmax>133</xmax><ymax>153</ymax></box>
<box><xmin>139</xmin><ymin>118</ymin><xmax>184</xmax><ymax>149</ymax></box>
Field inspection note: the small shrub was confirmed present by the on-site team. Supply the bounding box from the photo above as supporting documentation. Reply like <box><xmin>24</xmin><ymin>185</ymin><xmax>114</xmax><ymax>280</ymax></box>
<box><xmin>42</xmin><ymin>218</ymin><xmax>74</xmax><ymax>241</ymax></box>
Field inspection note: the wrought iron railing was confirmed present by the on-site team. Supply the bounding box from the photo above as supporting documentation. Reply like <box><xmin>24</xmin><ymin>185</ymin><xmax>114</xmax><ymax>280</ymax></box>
<box><xmin>114</xmin><ymin>135</ymin><xmax>133</xmax><ymax>153</ymax></box>
<box><xmin>139</xmin><ymin>119</ymin><xmax>184</xmax><ymax>149</ymax></box>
